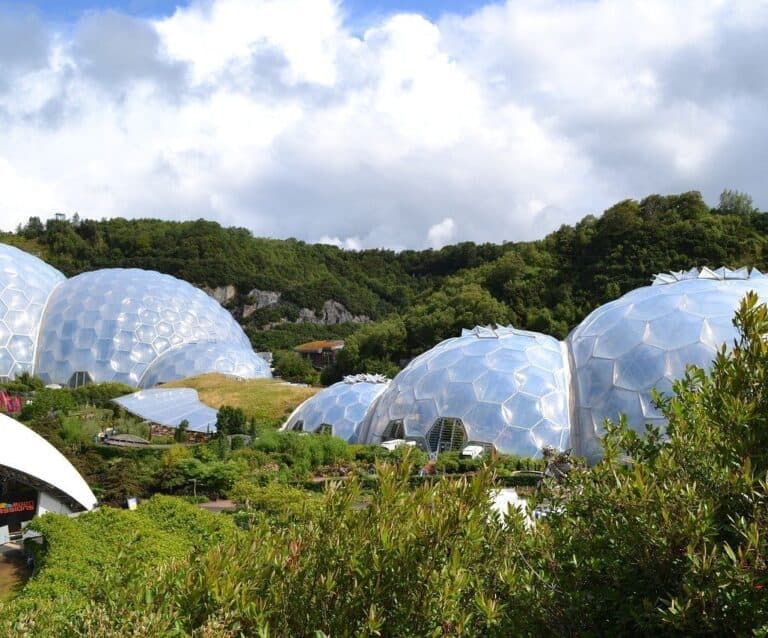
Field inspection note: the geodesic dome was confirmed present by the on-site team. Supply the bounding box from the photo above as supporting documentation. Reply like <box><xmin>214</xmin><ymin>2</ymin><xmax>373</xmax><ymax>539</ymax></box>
<box><xmin>140</xmin><ymin>343</ymin><xmax>271</xmax><ymax>388</ymax></box>
<box><xmin>282</xmin><ymin>374</ymin><xmax>389</xmax><ymax>441</ymax></box>
<box><xmin>34</xmin><ymin>268</ymin><xmax>267</xmax><ymax>387</ymax></box>
<box><xmin>0</xmin><ymin>244</ymin><xmax>65</xmax><ymax>379</ymax></box>
<box><xmin>568</xmin><ymin>267</ymin><xmax>768</xmax><ymax>461</ymax></box>
<box><xmin>357</xmin><ymin>326</ymin><xmax>571</xmax><ymax>457</ymax></box>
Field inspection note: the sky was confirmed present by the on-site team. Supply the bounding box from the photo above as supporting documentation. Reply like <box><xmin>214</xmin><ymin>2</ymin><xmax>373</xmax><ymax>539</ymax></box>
<box><xmin>0</xmin><ymin>1</ymin><xmax>766</xmax><ymax>250</ymax></box>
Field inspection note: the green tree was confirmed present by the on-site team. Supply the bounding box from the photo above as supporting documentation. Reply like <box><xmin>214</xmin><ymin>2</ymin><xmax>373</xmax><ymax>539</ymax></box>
<box><xmin>718</xmin><ymin>188</ymin><xmax>757</xmax><ymax>217</ymax></box>
<box><xmin>174</xmin><ymin>419</ymin><xmax>189</xmax><ymax>443</ymax></box>
<box><xmin>215</xmin><ymin>405</ymin><xmax>247</xmax><ymax>436</ymax></box>
<box><xmin>273</xmin><ymin>350</ymin><xmax>319</xmax><ymax>385</ymax></box>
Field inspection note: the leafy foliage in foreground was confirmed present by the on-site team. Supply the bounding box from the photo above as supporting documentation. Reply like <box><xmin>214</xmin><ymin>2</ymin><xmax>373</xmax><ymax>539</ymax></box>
<box><xmin>4</xmin><ymin>296</ymin><xmax>768</xmax><ymax>636</ymax></box>
<box><xmin>0</xmin><ymin>496</ymin><xmax>239</xmax><ymax>633</ymax></box>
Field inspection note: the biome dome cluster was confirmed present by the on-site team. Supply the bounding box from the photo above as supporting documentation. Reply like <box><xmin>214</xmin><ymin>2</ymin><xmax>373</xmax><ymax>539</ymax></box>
<box><xmin>2</xmin><ymin>241</ymin><xmax>764</xmax><ymax>460</ymax></box>
<box><xmin>350</xmin><ymin>267</ymin><xmax>768</xmax><ymax>459</ymax></box>
<box><xmin>0</xmin><ymin>243</ymin><xmax>270</xmax><ymax>388</ymax></box>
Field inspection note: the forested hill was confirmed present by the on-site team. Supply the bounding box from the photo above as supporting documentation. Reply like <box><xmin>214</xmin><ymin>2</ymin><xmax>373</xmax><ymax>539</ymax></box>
<box><xmin>3</xmin><ymin>189</ymin><xmax>766</xmax><ymax>380</ymax></box>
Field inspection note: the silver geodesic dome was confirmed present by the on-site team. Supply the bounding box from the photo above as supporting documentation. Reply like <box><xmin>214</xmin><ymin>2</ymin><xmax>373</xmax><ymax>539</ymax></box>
<box><xmin>357</xmin><ymin>327</ymin><xmax>571</xmax><ymax>457</ymax></box>
<box><xmin>568</xmin><ymin>267</ymin><xmax>768</xmax><ymax>461</ymax></box>
<box><xmin>282</xmin><ymin>374</ymin><xmax>389</xmax><ymax>441</ymax></box>
<box><xmin>140</xmin><ymin>342</ymin><xmax>271</xmax><ymax>388</ymax></box>
<box><xmin>0</xmin><ymin>244</ymin><xmax>65</xmax><ymax>378</ymax></box>
<box><xmin>35</xmin><ymin>268</ymin><xmax>263</xmax><ymax>387</ymax></box>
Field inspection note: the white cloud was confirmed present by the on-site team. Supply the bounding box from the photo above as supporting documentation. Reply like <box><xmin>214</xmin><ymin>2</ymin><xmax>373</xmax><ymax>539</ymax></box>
<box><xmin>426</xmin><ymin>217</ymin><xmax>456</xmax><ymax>249</ymax></box>
<box><xmin>0</xmin><ymin>0</ymin><xmax>766</xmax><ymax>247</ymax></box>
<box><xmin>318</xmin><ymin>235</ymin><xmax>363</xmax><ymax>250</ymax></box>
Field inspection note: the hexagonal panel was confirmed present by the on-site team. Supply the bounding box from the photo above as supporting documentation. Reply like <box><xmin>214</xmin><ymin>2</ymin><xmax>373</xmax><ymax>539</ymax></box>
<box><xmin>0</xmin><ymin>243</ymin><xmax>65</xmax><ymax>379</ymax></box>
<box><xmin>358</xmin><ymin>326</ymin><xmax>570</xmax><ymax>457</ymax></box>
<box><xmin>613</xmin><ymin>343</ymin><xmax>667</xmax><ymax>392</ymax></box>
<box><xmin>282</xmin><ymin>375</ymin><xmax>389</xmax><ymax>442</ymax></box>
<box><xmin>592</xmin><ymin>319</ymin><xmax>647</xmax><ymax>359</ymax></box>
<box><xmin>36</xmin><ymin>267</ymin><xmax>266</xmax><ymax>387</ymax></box>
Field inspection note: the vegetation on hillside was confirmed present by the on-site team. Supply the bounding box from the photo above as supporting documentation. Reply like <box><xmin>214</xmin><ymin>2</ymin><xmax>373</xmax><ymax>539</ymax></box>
<box><xmin>3</xmin><ymin>294</ymin><xmax>768</xmax><ymax>634</ymax></box>
<box><xmin>5</xmin><ymin>190</ymin><xmax>766</xmax><ymax>383</ymax></box>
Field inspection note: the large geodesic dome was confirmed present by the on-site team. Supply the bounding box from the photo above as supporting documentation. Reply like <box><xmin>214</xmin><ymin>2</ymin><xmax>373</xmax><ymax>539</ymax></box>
<box><xmin>35</xmin><ymin>268</ymin><xmax>263</xmax><ymax>387</ymax></box>
<box><xmin>0</xmin><ymin>243</ymin><xmax>271</xmax><ymax>388</ymax></box>
<box><xmin>281</xmin><ymin>374</ymin><xmax>389</xmax><ymax>442</ymax></box>
<box><xmin>568</xmin><ymin>267</ymin><xmax>768</xmax><ymax>461</ymax></box>
<box><xmin>357</xmin><ymin>326</ymin><xmax>571</xmax><ymax>457</ymax></box>
<box><xmin>0</xmin><ymin>244</ymin><xmax>65</xmax><ymax>379</ymax></box>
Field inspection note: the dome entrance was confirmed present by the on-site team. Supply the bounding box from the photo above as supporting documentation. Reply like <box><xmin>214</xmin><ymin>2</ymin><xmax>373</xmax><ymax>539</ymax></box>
<box><xmin>426</xmin><ymin>418</ymin><xmax>467</xmax><ymax>454</ymax></box>
<box><xmin>382</xmin><ymin>420</ymin><xmax>405</xmax><ymax>441</ymax></box>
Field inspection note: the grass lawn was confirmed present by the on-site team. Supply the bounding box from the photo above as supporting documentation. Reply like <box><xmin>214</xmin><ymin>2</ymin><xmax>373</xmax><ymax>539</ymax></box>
<box><xmin>164</xmin><ymin>374</ymin><xmax>319</xmax><ymax>427</ymax></box>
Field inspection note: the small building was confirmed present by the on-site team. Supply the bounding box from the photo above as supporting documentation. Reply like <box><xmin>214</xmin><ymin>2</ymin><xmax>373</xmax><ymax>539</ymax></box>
<box><xmin>293</xmin><ymin>340</ymin><xmax>345</xmax><ymax>369</ymax></box>
<box><xmin>0</xmin><ymin>413</ymin><xmax>97</xmax><ymax>545</ymax></box>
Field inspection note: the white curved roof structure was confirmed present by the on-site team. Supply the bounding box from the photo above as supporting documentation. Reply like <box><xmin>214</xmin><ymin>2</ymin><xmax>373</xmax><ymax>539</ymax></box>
<box><xmin>0</xmin><ymin>413</ymin><xmax>97</xmax><ymax>511</ymax></box>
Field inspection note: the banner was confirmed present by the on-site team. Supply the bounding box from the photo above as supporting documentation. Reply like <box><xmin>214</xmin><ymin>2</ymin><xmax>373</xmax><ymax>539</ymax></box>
<box><xmin>0</xmin><ymin>488</ymin><xmax>37</xmax><ymax>529</ymax></box>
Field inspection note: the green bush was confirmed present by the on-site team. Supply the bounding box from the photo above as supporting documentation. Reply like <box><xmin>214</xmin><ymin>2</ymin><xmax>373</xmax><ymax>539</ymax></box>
<box><xmin>252</xmin><ymin>430</ymin><xmax>352</xmax><ymax>474</ymax></box>
<box><xmin>6</xmin><ymin>296</ymin><xmax>768</xmax><ymax>636</ymax></box>
<box><xmin>215</xmin><ymin>405</ymin><xmax>247</xmax><ymax>435</ymax></box>
<box><xmin>229</xmin><ymin>480</ymin><xmax>322</xmax><ymax>527</ymax></box>
<box><xmin>20</xmin><ymin>389</ymin><xmax>75</xmax><ymax>420</ymax></box>
<box><xmin>1</xmin><ymin>496</ymin><xmax>238</xmax><ymax>632</ymax></box>
<box><xmin>273</xmin><ymin>350</ymin><xmax>320</xmax><ymax>385</ymax></box>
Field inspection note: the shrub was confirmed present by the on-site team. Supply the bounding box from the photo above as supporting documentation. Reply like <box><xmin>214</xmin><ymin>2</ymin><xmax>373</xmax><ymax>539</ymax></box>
<box><xmin>7</xmin><ymin>296</ymin><xmax>768</xmax><ymax>636</ymax></box>
<box><xmin>215</xmin><ymin>405</ymin><xmax>247</xmax><ymax>435</ymax></box>
<box><xmin>273</xmin><ymin>350</ymin><xmax>320</xmax><ymax>385</ymax></box>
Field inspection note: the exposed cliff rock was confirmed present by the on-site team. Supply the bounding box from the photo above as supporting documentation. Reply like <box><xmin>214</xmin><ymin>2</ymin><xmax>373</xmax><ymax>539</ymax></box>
<box><xmin>204</xmin><ymin>284</ymin><xmax>237</xmax><ymax>305</ymax></box>
<box><xmin>297</xmin><ymin>300</ymin><xmax>371</xmax><ymax>325</ymax></box>
<box><xmin>203</xmin><ymin>283</ymin><xmax>369</xmax><ymax>326</ymax></box>
<box><xmin>243</xmin><ymin>289</ymin><xmax>282</xmax><ymax>319</ymax></box>
<box><xmin>322</xmin><ymin>300</ymin><xmax>371</xmax><ymax>324</ymax></box>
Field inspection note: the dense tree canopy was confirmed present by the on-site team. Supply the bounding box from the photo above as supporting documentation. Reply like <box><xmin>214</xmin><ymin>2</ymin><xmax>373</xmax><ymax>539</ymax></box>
<box><xmin>5</xmin><ymin>189</ymin><xmax>766</xmax><ymax>382</ymax></box>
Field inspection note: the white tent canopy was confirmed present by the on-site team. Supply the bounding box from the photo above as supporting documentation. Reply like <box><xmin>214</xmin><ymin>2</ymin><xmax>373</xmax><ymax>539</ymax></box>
<box><xmin>0</xmin><ymin>413</ymin><xmax>97</xmax><ymax>511</ymax></box>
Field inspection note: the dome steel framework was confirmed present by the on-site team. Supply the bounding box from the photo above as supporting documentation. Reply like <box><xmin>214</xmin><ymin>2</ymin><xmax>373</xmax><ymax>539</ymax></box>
<box><xmin>0</xmin><ymin>243</ymin><xmax>271</xmax><ymax>388</ymax></box>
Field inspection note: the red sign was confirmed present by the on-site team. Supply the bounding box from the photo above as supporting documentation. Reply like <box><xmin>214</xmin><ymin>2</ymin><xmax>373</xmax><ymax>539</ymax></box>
<box><xmin>0</xmin><ymin>500</ymin><xmax>35</xmax><ymax>515</ymax></box>
<box><xmin>0</xmin><ymin>494</ymin><xmax>37</xmax><ymax>530</ymax></box>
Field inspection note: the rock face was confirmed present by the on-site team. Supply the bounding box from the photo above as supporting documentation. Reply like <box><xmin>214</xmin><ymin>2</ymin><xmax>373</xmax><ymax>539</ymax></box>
<box><xmin>248</xmin><ymin>289</ymin><xmax>282</xmax><ymax>309</ymax></box>
<box><xmin>201</xmin><ymin>283</ymin><xmax>369</xmax><ymax>326</ymax></box>
<box><xmin>321</xmin><ymin>300</ymin><xmax>370</xmax><ymax>324</ymax></box>
<box><xmin>242</xmin><ymin>289</ymin><xmax>282</xmax><ymax>319</ymax></box>
<box><xmin>204</xmin><ymin>285</ymin><xmax>237</xmax><ymax>305</ymax></box>
<box><xmin>298</xmin><ymin>308</ymin><xmax>318</xmax><ymax>323</ymax></box>
<box><xmin>297</xmin><ymin>301</ymin><xmax>371</xmax><ymax>325</ymax></box>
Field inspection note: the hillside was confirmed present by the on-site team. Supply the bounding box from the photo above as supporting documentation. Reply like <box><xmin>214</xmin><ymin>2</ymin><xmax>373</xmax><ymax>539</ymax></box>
<box><xmin>4</xmin><ymin>189</ymin><xmax>767</xmax><ymax>381</ymax></box>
